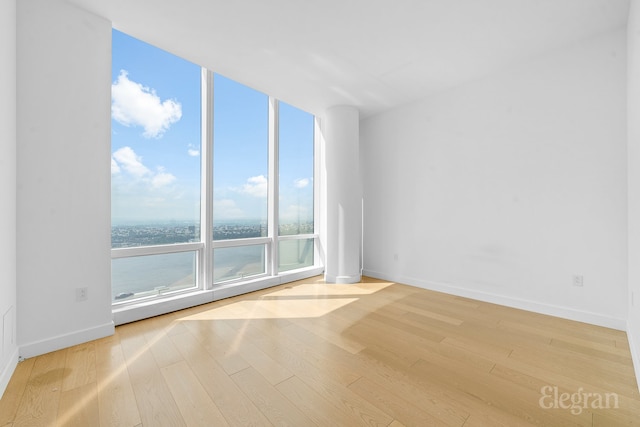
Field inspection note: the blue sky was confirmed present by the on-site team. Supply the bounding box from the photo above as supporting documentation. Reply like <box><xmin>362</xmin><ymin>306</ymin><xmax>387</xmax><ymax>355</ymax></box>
<box><xmin>111</xmin><ymin>29</ymin><xmax>313</xmax><ymax>225</ymax></box>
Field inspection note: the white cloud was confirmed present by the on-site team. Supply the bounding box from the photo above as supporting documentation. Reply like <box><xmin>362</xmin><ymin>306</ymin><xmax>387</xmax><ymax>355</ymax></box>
<box><xmin>241</xmin><ymin>175</ymin><xmax>268</xmax><ymax>198</ymax></box>
<box><xmin>294</xmin><ymin>178</ymin><xmax>310</xmax><ymax>189</ymax></box>
<box><xmin>111</xmin><ymin>158</ymin><xmax>121</xmax><ymax>174</ymax></box>
<box><xmin>112</xmin><ymin>146</ymin><xmax>150</xmax><ymax>177</ymax></box>
<box><xmin>111</xmin><ymin>70</ymin><xmax>182</xmax><ymax>138</ymax></box>
<box><xmin>112</xmin><ymin>147</ymin><xmax>176</xmax><ymax>189</ymax></box>
<box><xmin>187</xmin><ymin>145</ymin><xmax>200</xmax><ymax>157</ymax></box>
<box><xmin>151</xmin><ymin>171</ymin><xmax>177</xmax><ymax>188</ymax></box>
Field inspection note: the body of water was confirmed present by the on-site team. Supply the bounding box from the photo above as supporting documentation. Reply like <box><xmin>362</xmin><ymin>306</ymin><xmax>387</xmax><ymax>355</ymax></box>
<box><xmin>112</xmin><ymin>239</ymin><xmax>314</xmax><ymax>301</ymax></box>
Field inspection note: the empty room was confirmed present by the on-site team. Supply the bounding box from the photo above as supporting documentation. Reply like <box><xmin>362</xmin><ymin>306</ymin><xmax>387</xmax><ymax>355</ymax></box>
<box><xmin>2</xmin><ymin>0</ymin><xmax>640</xmax><ymax>425</ymax></box>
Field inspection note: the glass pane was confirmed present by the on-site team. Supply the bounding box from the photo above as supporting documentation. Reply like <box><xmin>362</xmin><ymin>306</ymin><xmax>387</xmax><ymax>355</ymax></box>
<box><xmin>213</xmin><ymin>74</ymin><xmax>268</xmax><ymax>241</ymax></box>
<box><xmin>278</xmin><ymin>102</ymin><xmax>314</xmax><ymax>236</ymax></box>
<box><xmin>111</xmin><ymin>29</ymin><xmax>201</xmax><ymax>247</ymax></box>
<box><xmin>279</xmin><ymin>238</ymin><xmax>314</xmax><ymax>272</ymax></box>
<box><xmin>112</xmin><ymin>252</ymin><xmax>197</xmax><ymax>302</ymax></box>
<box><xmin>214</xmin><ymin>245</ymin><xmax>266</xmax><ymax>283</ymax></box>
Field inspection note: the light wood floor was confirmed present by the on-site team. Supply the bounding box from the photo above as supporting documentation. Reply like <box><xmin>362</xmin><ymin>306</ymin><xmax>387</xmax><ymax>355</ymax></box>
<box><xmin>1</xmin><ymin>276</ymin><xmax>639</xmax><ymax>426</ymax></box>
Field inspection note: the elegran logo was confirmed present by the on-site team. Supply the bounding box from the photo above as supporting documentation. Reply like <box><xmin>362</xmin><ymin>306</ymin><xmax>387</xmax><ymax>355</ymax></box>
<box><xmin>539</xmin><ymin>386</ymin><xmax>619</xmax><ymax>415</ymax></box>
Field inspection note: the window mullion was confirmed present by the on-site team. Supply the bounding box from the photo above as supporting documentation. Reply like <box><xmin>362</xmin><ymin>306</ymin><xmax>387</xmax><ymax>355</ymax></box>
<box><xmin>314</xmin><ymin>117</ymin><xmax>322</xmax><ymax>269</ymax></box>
<box><xmin>201</xmin><ymin>68</ymin><xmax>214</xmax><ymax>289</ymax></box>
<box><xmin>268</xmin><ymin>97</ymin><xmax>279</xmax><ymax>275</ymax></box>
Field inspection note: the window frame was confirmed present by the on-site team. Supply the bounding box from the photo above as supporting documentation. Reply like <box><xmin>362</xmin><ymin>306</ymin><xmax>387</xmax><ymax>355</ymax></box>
<box><xmin>111</xmin><ymin>51</ymin><xmax>321</xmax><ymax>314</ymax></box>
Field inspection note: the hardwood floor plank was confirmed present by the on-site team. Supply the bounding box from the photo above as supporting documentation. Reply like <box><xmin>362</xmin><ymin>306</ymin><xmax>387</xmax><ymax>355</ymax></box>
<box><xmin>236</xmin><ymin>341</ymin><xmax>294</xmax><ymax>386</ymax></box>
<box><xmin>230</xmin><ymin>319</ymin><xmax>361</xmax><ymax>387</ymax></box>
<box><xmin>168</xmin><ymin>330</ymin><xmax>273</xmax><ymax>426</ymax></box>
<box><xmin>615</xmin><ymin>338</ymin><xmax>631</xmax><ymax>350</ymax></box>
<box><xmin>492</xmin><ymin>359</ymin><xmax>640</xmax><ymax>422</ymax></box>
<box><xmin>282</xmin><ymin>320</ymin><xmax>469</xmax><ymax>426</ymax></box>
<box><xmin>12</xmin><ymin>349</ymin><xmax>67</xmax><ymax>427</ymax></box>
<box><xmin>395</xmin><ymin>301</ymin><xmax>464</xmax><ymax>326</ymax></box>
<box><xmin>238</xmin><ymin>321</ymin><xmax>394</xmax><ymax>426</ymax></box>
<box><xmin>160</xmin><ymin>360</ymin><xmax>229</xmax><ymax>426</ymax></box>
<box><xmin>231</xmin><ymin>366</ymin><xmax>316</xmax><ymax>426</ymax></box>
<box><xmin>57</xmin><ymin>382</ymin><xmax>99</xmax><ymax>427</ymax></box>
<box><xmin>339</xmin><ymin>307</ymin><xmax>447</xmax><ymax>344</ymax></box>
<box><xmin>0</xmin><ymin>358</ymin><xmax>35</xmax><ymax>426</ymax></box>
<box><xmin>592</xmin><ymin>410</ymin><xmax>638</xmax><ymax>426</ymax></box>
<box><xmin>412</xmin><ymin>358</ymin><xmax>590</xmax><ymax>427</ymax></box>
<box><xmin>358</xmin><ymin>344</ymin><xmax>420</xmax><ymax>370</ymax></box>
<box><xmin>61</xmin><ymin>342</ymin><xmax>96</xmax><ymax>392</ymax></box>
<box><xmin>461</xmin><ymin>412</ymin><xmax>540</xmax><ymax>427</ymax></box>
<box><xmin>120</xmin><ymin>328</ymin><xmax>186</xmax><ymax>427</ymax></box>
<box><xmin>508</xmin><ymin>346</ymin><xmax>638</xmax><ymax>394</ymax></box>
<box><xmin>404</xmin><ymin>311</ymin><xmax>552</xmax><ymax>351</ymax></box>
<box><xmin>497</xmin><ymin>318</ymin><xmax>616</xmax><ymax>349</ymax></box>
<box><xmin>343</xmin><ymin>320</ymin><xmax>438</xmax><ymax>362</ymax></box>
<box><xmin>276</xmin><ymin>376</ymin><xmax>364</xmax><ymax>427</ymax></box>
<box><xmin>348</xmin><ymin>376</ymin><xmax>451</xmax><ymax>426</ymax></box>
<box><xmin>200</xmin><ymin>318</ymin><xmax>293</xmax><ymax>386</ymax></box>
<box><xmin>549</xmin><ymin>337</ymin><xmax>633</xmax><ymax>365</ymax></box>
<box><xmin>143</xmin><ymin>328</ymin><xmax>184</xmax><ymax>369</ymax></box>
<box><xmin>180</xmin><ymin>317</ymin><xmax>251</xmax><ymax>375</ymax></box>
<box><xmin>440</xmin><ymin>335</ymin><xmax>514</xmax><ymax>361</ymax></box>
<box><xmin>293</xmin><ymin>316</ymin><xmax>367</xmax><ymax>354</ymax></box>
<box><xmin>480</xmin><ymin>303</ymin><xmax>626</xmax><ymax>343</ymax></box>
<box><xmin>129</xmin><ymin>371</ymin><xmax>186</xmax><ymax>427</ymax></box>
<box><xmin>95</xmin><ymin>337</ymin><xmax>141</xmax><ymax>427</ymax></box>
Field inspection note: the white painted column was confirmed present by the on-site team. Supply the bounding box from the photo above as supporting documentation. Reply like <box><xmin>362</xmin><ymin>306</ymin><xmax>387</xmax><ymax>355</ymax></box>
<box><xmin>322</xmin><ymin>105</ymin><xmax>361</xmax><ymax>284</ymax></box>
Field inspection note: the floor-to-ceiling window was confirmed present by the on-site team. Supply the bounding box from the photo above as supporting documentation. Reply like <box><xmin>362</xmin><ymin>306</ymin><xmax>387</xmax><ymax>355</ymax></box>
<box><xmin>212</xmin><ymin>74</ymin><xmax>269</xmax><ymax>284</ymax></box>
<box><xmin>111</xmin><ymin>29</ymin><xmax>320</xmax><ymax>312</ymax></box>
<box><xmin>278</xmin><ymin>102</ymin><xmax>315</xmax><ymax>272</ymax></box>
<box><xmin>111</xmin><ymin>30</ymin><xmax>202</xmax><ymax>302</ymax></box>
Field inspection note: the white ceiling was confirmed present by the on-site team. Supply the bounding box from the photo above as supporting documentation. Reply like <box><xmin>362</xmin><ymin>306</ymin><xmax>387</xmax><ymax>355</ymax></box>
<box><xmin>67</xmin><ymin>0</ymin><xmax>629</xmax><ymax>118</ymax></box>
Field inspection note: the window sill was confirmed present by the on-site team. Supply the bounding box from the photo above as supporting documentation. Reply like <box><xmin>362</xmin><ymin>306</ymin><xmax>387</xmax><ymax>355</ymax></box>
<box><xmin>112</xmin><ymin>265</ymin><xmax>324</xmax><ymax>326</ymax></box>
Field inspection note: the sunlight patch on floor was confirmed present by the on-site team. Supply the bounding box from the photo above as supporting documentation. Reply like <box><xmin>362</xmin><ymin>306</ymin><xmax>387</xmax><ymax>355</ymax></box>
<box><xmin>266</xmin><ymin>281</ymin><xmax>394</xmax><ymax>298</ymax></box>
<box><xmin>176</xmin><ymin>280</ymin><xmax>396</xmax><ymax>321</ymax></box>
<box><xmin>177</xmin><ymin>297</ymin><xmax>360</xmax><ymax>320</ymax></box>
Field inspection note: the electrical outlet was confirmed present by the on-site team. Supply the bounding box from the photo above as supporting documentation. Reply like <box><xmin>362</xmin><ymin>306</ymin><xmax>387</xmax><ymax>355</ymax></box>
<box><xmin>393</xmin><ymin>253</ymin><xmax>398</xmax><ymax>261</ymax></box>
<box><xmin>76</xmin><ymin>287</ymin><xmax>88</xmax><ymax>302</ymax></box>
<box><xmin>572</xmin><ymin>275</ymin><xmax>584</xmax><ymax>287</ymax></box>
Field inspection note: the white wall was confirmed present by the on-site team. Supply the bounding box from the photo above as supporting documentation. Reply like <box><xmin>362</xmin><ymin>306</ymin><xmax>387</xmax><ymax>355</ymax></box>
<box><xmin>17</xmin><ymin>0</ymin><xmax>113</xmax><ymax>357</ymax></box>
<box><xmin>0</xmin><ymin>0</ymin><xmax>18</xmax><ymax>398</ymax></box>
<box><xmin>362</xmin><ymin>29</ymin><xmax>628</xmax><ymax>329</ymax></box>
<box><xmin>627</xmin><ymin>0</ymin><xmax>640</xmax><ymax>391</ymax></box>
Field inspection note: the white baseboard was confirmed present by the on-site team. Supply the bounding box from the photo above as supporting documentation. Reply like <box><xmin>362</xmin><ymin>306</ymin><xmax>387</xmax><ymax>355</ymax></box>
<box><xmin>19</xmin><ymin>321</ymin><xmax>115</xmax><ymax>359</ymax></box>
<box><xmin>363</xmin><ymin>269</ymin><xmax>627</xmax><ymax>331</ymax></box>
<box><xmin>627</xmin><ymin>320</ymin><xmax>640</xmax><ymax>393</ymax></box>
<box><xmin>324</xmin><ymin>273</ymin><xmax>362</xmax><ymax>284</ymax></box>
<box><xmin>0</xmin><ymin>346</ymin><xmax>19</xmax><ymax>399</ymax></box>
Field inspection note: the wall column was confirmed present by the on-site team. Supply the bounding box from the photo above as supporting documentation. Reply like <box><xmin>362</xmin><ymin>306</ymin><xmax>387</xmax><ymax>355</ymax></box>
<box><xmin>627</xmin><ymin>0</ymin><xmax>640</xmax><ymax>392</ymax></box>
<box><xmin>322</xmin><ymin>105</ymin><xmax>361</xmax><ymax>284</ymax></box>
<box><xmin>0</xmin><ymin>0</ymin><xmax>17</xmax><ymax>398</ymax></box>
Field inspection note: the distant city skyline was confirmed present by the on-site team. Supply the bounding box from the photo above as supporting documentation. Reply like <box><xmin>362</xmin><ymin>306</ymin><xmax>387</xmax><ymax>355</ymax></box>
<box><xmin>111</xmin><ymin>221</ymin><xmax>314</xmax><ymax>249</ymax></box>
